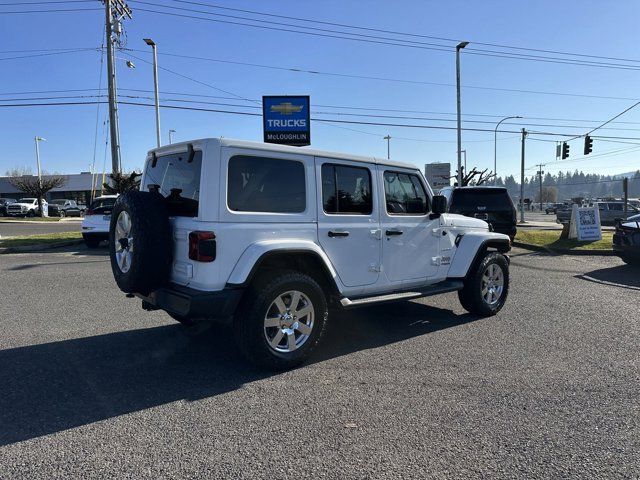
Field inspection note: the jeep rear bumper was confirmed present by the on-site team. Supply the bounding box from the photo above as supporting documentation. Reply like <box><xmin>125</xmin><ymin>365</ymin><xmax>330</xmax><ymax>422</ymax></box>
<box><xmin>137</xmin><ymin>283</ymin><xmax>243</xmax><ymax>319</ymax></box>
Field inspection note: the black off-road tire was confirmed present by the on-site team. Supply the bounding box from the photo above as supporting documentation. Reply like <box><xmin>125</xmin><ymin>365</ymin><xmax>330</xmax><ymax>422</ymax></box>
<box><xmin>235</xmin><ymin>271</ymin><xmax>328</xmax><ymax>370</ymax></box>
<box><xmin>109</xmin><ymin>191</ymin><xmax>172</xmax><ymax>295</ymax></box>
<box><xmin>458</xmin><ymin>252</ymin><xmax>509</xmax><ymax>316</ymax></box>
<box><xmin>83</xmin><ymin>234</ymin><xmax>101</xmax><ymax>248</ymax></box>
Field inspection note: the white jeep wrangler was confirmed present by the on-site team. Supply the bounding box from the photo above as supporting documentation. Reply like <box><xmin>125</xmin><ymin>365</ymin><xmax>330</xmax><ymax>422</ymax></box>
<box><xmin>109</xmin><ymin>138</ymin><xmax>510</xmax><ymax>369</ymax></box>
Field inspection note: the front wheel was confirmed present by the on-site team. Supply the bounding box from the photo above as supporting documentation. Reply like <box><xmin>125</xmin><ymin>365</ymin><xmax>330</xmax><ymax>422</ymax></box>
<box><xmin>59</xmin><ymin>210</ymin><xmax>66</xmax><ymax>218</ymax></box>
<box><xmin>458</xmin><ymin>252</ymin><xmax>509</xmax><ymax>316</ymax></box>
<box><xmin>27</xmin><ymin>210</ymin><xmax>35</xmax><ymax>218</ymax></box>
<box><xmin>235</xmin><ymin>271</ymin><xmax>328</xmax><ymax>370</ymax></box>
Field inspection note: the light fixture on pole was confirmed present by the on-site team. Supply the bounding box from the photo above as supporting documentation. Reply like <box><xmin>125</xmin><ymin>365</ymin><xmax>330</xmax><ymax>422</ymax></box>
<box><xmin>143</xmin><ymin>38</ymin><xmax>161</xmax><ymax>148</ymax></box>
<box><xmin>168</xmin><ymin>129</ymin><xmax>176</xmax><ymax>144</ymax></box>
<box><xmin>383</xmin><ymin>135</ymin><xmax>391</xmax><ymax>159</ymax></box>
<box><xmin>456</xmin><ymin>41</ymin><xmax>469</xmax><ymax>187</ymax></box>
<box><xmin>494</xmin><ymin>115</ymin><xmax>522</xmax><ymax>185</ymax></box>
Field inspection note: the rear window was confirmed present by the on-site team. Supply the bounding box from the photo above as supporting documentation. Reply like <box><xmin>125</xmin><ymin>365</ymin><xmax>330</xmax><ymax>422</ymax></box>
<box><xmin>89</xmin><ymin>197</ymin><xmax>116</xmax><ymax>214</ymax></box>
<box><xmin>449</xmin><ymin>189</ymin><xmax>513</xmax><ymax>212</ymax></box>
<box><xmin>144</xmin><ymin>150</ymin><xmax>202</xmax><ymax>217</ymax></box>
<box><xmin>228</xmin><ymin>155</ymin><xmax>305</xmax><ymax>213</ymax></box>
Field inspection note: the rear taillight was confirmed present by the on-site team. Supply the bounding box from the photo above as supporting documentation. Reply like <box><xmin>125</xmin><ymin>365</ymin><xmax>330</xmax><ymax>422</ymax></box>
<box><xmin>189</xmin><ymin>231</ymin><xmax>216</xmax><ymax>262</ymax></box>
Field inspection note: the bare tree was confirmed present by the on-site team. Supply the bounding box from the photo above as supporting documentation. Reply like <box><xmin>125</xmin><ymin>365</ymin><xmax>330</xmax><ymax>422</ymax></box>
<box><xmin>9</xmin><ymin>176</ymin><xmax>66</xmax><ymax>217</ymax></box>
<box><xmin>102</xmin><ymin>171</ymin><xmax>141</xmax><ymax>195</ymax></box>
<box><xmin>5</xmin><ymin>166</ymin><xmax>33</xmax><ymax>177</ymax></box>
<box><xmin>450</xmin><ymin>167</ymin><xmax>496</xmax><ymax>187</ymax></box>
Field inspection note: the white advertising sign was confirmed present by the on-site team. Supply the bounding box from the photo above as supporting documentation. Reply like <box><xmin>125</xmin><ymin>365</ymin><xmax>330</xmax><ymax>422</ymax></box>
<box><xmin>568</xmin><ymin>204</ymin><xmax>602</xmax><ymax>241</ymax></box>
<box><xmin>425</xmin><ymin>163</ymin><xmax>451</xmax><ymax>190</ymax></box>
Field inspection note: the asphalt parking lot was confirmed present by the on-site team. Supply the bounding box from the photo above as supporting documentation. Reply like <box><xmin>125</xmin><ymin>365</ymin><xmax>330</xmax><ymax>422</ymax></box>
<box><xmin>0</xmin><ymin>219</ymin><xmax>81</xmax><ymax>237</ymax></box>
<box><xmin>0</xmin><ymin>246</ymin><xmax>638</xmax><ymax>479</ymax></box>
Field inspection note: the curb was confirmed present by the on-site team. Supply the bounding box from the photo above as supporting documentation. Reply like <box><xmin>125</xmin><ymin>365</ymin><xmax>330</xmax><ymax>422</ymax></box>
<box><xmin>512</xmin><ymin>241</ymin><xmax>616</xmax><ymax>257</ymax></box>
<box><xmin>0</xmin><ymin>239</ymin><xmax>84</xmax><ymax>254</ymax></box>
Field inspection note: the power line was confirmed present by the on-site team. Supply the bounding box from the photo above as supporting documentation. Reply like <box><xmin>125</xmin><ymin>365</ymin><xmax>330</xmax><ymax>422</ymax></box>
<box><xmin>0</xmin><ymin>7</ymin><xmax>101</xmax><ymax>13</ymax></box>
<box><xmin>126</xmin><ymin>3</ymin><xmax>640</xmax><ymax>71</ymax></box>
<box><xmin>123</xmin><ymin>47</ymin><xmax>640</xmax><ymax>104</ymax></box>
<box><xmin>161</xmin><ymin>0</ymin><xmax>640</xmax><ymax>66</ymax></box>
<box><xmin>0</xmin><ymin>47</ymin><xmax>98</xmax><ymax>61</ymax></box>
<box><xmin>4</xmin><ymin>99</ymin><xmax>640</xmax><ymax>141</ymax></box>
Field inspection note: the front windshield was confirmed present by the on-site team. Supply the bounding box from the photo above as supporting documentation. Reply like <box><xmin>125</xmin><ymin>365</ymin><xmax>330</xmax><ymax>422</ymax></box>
<box><xmin>18</xmin><ymin>198</ymin><xmax>36</xmax><ymax>203</ymax></box>
<box><xmin>51</xmin><ymin>200</ymin><xmax>66</xmax><ymax>205</ymax></box>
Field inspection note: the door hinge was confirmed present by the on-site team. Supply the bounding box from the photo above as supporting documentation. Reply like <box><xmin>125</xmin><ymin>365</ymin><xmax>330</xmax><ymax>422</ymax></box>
<box><xmin>368</xmin><ymin>263</ymin><xmax>382</xmax><ymax>273</ymax></box>
<box><xmin>369</xmin><ymin>228</ymin><xmax>382</xmax><ymax>240</ymax></box>
<box><xmin>431</xmin><ymin>256</ymin><xmax>441</xmax><ymax>266</ymax></box>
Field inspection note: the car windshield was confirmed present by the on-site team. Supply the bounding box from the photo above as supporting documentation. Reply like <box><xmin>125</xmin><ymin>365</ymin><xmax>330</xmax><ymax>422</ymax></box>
<box><xmin>51</xmin><ymin>200</ymin><xmax>66</xmax><ymax>205</ymax></box>
<box><xmin>18</xmin><ymin>198</ymin><xmax>36</xmax><ymax>203</ymax></box>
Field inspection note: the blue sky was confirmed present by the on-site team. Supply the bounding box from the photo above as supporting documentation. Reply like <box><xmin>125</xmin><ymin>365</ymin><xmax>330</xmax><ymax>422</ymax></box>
<box><xmin>1</xmin><ymin>0</ymin><xmax>640</xmax><ymax>180</ymax></box>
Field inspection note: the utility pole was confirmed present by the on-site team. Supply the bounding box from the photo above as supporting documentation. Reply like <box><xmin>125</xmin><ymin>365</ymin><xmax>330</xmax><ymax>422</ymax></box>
<box><xmin>456</xmin><ymin>41</ymin><xmax>469</xmax><ymax>187</ymax></box>
<box><xmin>519</xmin><ymin>128</ymin><xmax>527</xmax><ymax>223</ymax></box>
<box><xmin>536</xmin><ymin>163</ymin><xmax>545</xmax><ymax>212</ymax></box>
<box><xmin>383</xmin><ymin>135</ymin><xmax>391</xmax><ymax>159</ymax></box>
<box><xmin>169</xmin><ymin>129</ymin><xmax>176</xmax><ymax>144</ymax></box>
<box><xmin>623</xmin><ymin>177</ymin><xmax>629</xmax><ymax>219</ymax></box>
<box><xmin>104</xmin><ymin>0</ymin><xmax>132</xmax><ymax>174</ymax></box>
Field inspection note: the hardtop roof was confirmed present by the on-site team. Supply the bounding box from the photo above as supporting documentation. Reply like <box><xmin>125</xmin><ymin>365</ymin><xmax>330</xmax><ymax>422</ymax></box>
<box><xmin>149</xmin><ymin>137</ymin><xmax>419</xmax><ymax>171</ymax></box>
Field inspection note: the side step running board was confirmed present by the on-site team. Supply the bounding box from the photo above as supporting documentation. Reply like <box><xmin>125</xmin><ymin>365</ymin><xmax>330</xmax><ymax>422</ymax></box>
<box><xmin>340</xmin><ymin>280</ymin><xmax>464</xmax><ymax>308</ymax></box>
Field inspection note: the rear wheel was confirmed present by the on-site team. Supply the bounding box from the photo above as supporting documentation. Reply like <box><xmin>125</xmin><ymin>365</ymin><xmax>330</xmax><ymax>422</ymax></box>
<box><xmin>458</xmin><ymin>252</ymin><xmax>509</xmax><ymax>316</ymax></box>
<box><xmin>235</xmin><ymin>271</ymin><xmax>328</xmax><ymax>370</ymax></box>
<box><xmin>59</xmin><ymin>210</ymin><xmax>66</xmax><ymax>218</ymax></box>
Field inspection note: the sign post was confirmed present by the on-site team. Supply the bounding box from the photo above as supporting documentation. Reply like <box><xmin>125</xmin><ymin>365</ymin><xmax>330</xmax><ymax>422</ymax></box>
<box><xmin>263</xmin><ymin>96</ymin><xmax>311</xmax><ymax>146</ymax></box>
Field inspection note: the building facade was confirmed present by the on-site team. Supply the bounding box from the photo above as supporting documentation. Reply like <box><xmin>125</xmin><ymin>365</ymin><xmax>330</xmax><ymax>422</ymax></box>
<box><xmin>0</xmin><ymin>173</ymin><xmax>104</xmax><ymax>204</ymax></box>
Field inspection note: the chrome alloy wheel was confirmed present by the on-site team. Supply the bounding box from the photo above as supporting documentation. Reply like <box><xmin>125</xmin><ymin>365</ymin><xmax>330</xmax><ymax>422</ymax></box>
<box><xmin>114</xmin><ymin>211</ymin><xmax>134</xmax><ymax>273</ymax></box>
<box><xmin>481</xmin><ymin>263</ymin><xmax>504</xmax><ymax>306</ymax></box>
<box><xmin>263</xmin><ymin>290</ymin><xmax>314</xmax><ymax>353</ymax></box>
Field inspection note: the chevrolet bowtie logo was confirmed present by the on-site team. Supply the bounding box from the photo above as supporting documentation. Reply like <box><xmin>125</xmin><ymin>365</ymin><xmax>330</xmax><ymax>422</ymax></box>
<box><xmin>270</xmin><ymin>102</ymin><xmax>304</xmax><ymax>115</ymax></box>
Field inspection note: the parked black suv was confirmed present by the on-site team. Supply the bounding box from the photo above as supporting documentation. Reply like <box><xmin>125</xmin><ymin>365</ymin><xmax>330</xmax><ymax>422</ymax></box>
<box><xmin>445</xmin><ymin>187</ymin><xmax>517</xmax><ymax>239</ymax></box>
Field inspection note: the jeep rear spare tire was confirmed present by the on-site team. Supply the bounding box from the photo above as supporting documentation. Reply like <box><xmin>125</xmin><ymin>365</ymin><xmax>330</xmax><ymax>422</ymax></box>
<box><xmin>109</xmin><ymin>191</ymin><xmax>172</xmax><ymax>295</ymax></box>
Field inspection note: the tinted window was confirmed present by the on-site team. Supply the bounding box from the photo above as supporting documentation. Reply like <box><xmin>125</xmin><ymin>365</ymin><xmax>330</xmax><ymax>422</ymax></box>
<box><xmin>89</xmin><ymin>197</ymin><xmax>116</xmax><ymax>214</ymax></box>
<box><xmin>384</xmin><ymin>171</ymin><xmax>429</xmax><ymax>215</ymax></box>
<box><xmin>449</xmin><ymin>189</ymin><xmax>513</xmax><ymax>212</ymax></box>
<box><xmin>322</xmin><ymin>164</ymin><xmax>372</xmax><ymax>215</ymax></box>
<box><xmin>144</xmin><ymin>150</ymin><xmax>202</xmax><ymax>217</ymax></box>
<box><xmin>608</xmin><ymin>203</ymin><xmax>623</xmax><ymax>211</ymax></box>
<box><xmin>228</xmin><ymin>155</ymin><xmax>305</xmax><ymax>213</ymax></box>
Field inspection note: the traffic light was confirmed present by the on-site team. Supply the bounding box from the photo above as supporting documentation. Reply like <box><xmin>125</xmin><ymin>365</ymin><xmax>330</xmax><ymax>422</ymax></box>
<box><xmin>561</xmin><ymin>142</ymin><xmax>570</xmax><ymax>159</ymax></box>
<box><xmin>584</xmin><ymin>135</ymin><xmax>593</xmax><ymax>155</ymax></box>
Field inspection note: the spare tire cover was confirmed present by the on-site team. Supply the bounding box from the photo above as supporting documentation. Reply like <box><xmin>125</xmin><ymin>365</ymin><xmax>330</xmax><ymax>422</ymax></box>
<box><xmin>109</xmin><ymin>191</ymin><xmax>172</xmax><ymax>295</ymax></box>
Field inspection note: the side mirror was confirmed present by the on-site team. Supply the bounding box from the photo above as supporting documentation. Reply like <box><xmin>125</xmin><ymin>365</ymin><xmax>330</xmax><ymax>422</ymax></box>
<box><xmin>430</xmin><ymin>195</ymin><xmax>447</xmax><ymax>218</ymax></box>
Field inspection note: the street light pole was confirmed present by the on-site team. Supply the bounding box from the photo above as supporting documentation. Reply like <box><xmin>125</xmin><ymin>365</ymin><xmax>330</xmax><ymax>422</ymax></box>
<box><xmin>456</xmin><ymin>41</ymin><xmax>469</xmax><ymax>187</ymax></box>
<box><xmin>383</xmin><ymin>135</ymin><xmax>391</xmax><ymax>159</ymax></box>
<box><xmin>169</xmin><ymin>129</ymin><xmax>176</xmax><ymax>144</ymax></box>
<box><xmin>34</xmin><ymin>136</ymin><xmax>46</xmax><ymax>186</ymax></box>
<box><xmin>144</xmin><ymin>38</ymin><xmax>161</xmax><ymax>148</ymax></box>
<box><xmin>494</xmin><ymin>115</ymin><xmax>522</xmax><ymax>185</ymax></box>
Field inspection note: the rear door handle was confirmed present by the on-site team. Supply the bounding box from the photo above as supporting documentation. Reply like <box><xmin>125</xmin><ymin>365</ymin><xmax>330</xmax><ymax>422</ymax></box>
<box><xmin>385</xmin><ymin>229</ymin><xmax>403</xmax><ymax>236</ymax></box>
<box><xmin>328</xmin><ymin>230</ymin><xmax>349</xmax><ymax>237</ymax></box>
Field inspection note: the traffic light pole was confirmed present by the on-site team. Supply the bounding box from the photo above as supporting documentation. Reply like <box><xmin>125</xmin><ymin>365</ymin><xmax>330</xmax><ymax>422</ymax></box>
<box><xmin>537</xmin><ymin>164</ymin><xmax>544</xmax><ymax>212</ymax></box>
<box><xmin>519</xmin><ymin>128</ymin><xmax>527</xmax><ymax>223</ymax></box>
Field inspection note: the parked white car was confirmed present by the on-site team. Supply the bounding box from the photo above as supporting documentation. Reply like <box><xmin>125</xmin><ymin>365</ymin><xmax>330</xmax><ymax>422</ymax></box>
<box><xmin>6</xmin><ymin>197</ymin><xmax>48</xmax><ymax>217</ymax></box>
<box><xmin>108</xmin><ymin>138</ymin><xmax>511</xmax><ymax>369</ymax></box>
<box><xmin>81</xmin><ymin>195</ymin><xmax>118</xmax><ymax>247</ymax></box>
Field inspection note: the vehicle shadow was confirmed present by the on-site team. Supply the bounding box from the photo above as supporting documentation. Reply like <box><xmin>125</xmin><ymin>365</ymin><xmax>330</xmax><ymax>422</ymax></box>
<box><xmin>577</xmin><ymin>264</ymin><xmax>640</xmax><ymax>290</ymax></box>
<box><xmin>0</xmin><ymin>301</ymin><xmax>477</xmax><ymax>446</ymax></box>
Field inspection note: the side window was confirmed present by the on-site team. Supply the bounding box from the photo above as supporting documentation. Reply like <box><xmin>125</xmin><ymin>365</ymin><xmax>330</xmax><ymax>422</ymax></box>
<box><xmin>384</xmin><ymin>171</ymin><xmax>429</xmax><ymax>215</ymax></box>
<box><xmin>608</xmin><ymin>203</ymin><xmax>623</xmax><ymax>211</ymax></box>
<box><xmin>322</xmin><ymin>164</ymin><xmax>372</xmax><ymax>215</ymax></box>
<box><xmin>228</xmin><ymin>155</ymin><xmax>306</xmax><ymax>213</ymax></box>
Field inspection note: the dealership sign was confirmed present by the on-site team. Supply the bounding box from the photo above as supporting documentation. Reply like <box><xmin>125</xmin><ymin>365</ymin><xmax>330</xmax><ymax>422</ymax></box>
<box><xmin>425</xmin><ymin>163</ymin><xmax>451</xmax><ymax>191</ymax></box>
<box><xmin>263</xmin><ymin>95</ymin><xmax>311</xmax><ymax>146</ymax></box>
<box><xmin>569</xmin><ymin>204</ymin><xmax>602</xmax><ymax>241</ymax></box>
